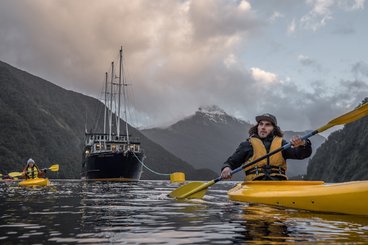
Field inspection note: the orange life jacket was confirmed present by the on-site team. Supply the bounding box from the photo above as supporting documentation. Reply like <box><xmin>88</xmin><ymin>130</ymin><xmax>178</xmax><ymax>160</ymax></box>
<box><xmin>243</xmin><ymin>136</ymin><xmax>287</xmax><ymax>181</ymax></box>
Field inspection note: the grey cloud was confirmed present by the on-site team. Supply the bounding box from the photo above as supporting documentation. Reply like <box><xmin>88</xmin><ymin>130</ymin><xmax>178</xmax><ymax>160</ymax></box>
<box><xmin>340</xmin><ymin>79</ymin><xmax>368</xmax><ymax>92</ymax></box>
<box><xmin>298</xmin><ymin>0</ymin><xmax>364</xmax><ymax>32</ymax></box>
<box><xmin>235</xmin><ymin>76</ymin><xmax>368</xmax><ymax>132</ymax></box>
<box><xmin>0</xmin><ymin>0</ymin><xmax>365</xmax><ymax>133</ymax></box>
<box><xmin>189</xmin><ymin>0</ymin><xmax>259</xmax><ymax>41</ymax></box>
<box><xmin>352</xmin><ymin>61</ymin><xmax>368</xmax><ymax>77</ymax></box>
<box><xmin>298</xmin><ymin>55</ymin><xmax>323</xmax><ymax>72</ymax></box>
<box><xmin>331</xmin><ymin>25</ymin><xmax>355</xmax><ymax>35</ymax></box>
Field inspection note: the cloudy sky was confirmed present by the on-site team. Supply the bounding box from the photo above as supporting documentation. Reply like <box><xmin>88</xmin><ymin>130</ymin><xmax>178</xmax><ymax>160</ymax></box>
<box><xmin>0</xmin><ymin>0</ymin><xmax>367</xmax><ymax>133</ymax></box>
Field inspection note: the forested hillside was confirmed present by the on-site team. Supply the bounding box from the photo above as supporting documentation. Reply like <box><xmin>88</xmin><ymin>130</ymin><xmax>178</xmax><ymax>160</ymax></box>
<box><xmin>306</xmin><ymin>99</ymin><xmax>368</xmax><ymax>182</ymax></box>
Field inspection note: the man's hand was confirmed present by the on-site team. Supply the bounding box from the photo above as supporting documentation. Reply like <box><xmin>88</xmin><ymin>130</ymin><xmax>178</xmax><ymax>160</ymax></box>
<box><xmin>221</xmin><ymin>167</ymin><xmax>232</xmax><ymax>180</ymax></box>
<box><xmin>290</xmin><ymin>135</ymin><xmax>306</xmax><ymax>148</ymax></box>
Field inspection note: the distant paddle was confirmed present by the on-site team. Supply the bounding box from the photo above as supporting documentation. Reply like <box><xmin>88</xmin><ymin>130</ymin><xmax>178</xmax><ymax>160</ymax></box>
<box><xmin>48</xmin><ymin>164</ymin><xmax>59</xmax><ymax>172</ymax></box>
<box><xmin>8</xmin><ymin>164</ymin><xmax>60</xmax><ymax>178</ymax></box>
<box><xmin>0</xmin><ymin>173</ymin><xmax>16</xmax><ymax>180</ymax></box>
<box><xmin>169</xmin><ymin>102</ymin><xmax>368</xmax><ymax>199</ymax></box>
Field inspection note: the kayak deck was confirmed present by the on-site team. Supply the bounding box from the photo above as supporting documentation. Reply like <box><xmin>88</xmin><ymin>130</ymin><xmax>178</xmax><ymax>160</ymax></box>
<box><xmin>228</xmin><ymin>180</ymin><xmax>368</xmax><ymax>215</ymax></box>
<box><xmin>19</xmin><ymin>178</ymin><xmax>50</xmax><ymax>187</ymax></box>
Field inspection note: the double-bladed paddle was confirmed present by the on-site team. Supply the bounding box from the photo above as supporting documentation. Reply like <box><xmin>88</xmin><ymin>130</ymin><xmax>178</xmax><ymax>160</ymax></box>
<box><xmin>169</xmin><ymin>102</ymin><xmax>368</xmax><ymax>199</ymax></box>
<box><xmin>8</xmin><ymin>164</ymin><xmax>60</xmax><ymax>178</ymax></box>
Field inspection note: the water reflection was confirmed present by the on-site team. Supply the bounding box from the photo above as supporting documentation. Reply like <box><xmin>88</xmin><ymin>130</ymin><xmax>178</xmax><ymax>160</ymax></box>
<box><xmin>0</xmin><ymin>180</ymin><xmax>367</xmax><ymax>244</ymax></box>
<box><xmin>228</xmin><ymin>203</ymin><xmax>368</xmax><ymax>244</ymax></box>
<box><xmin>1</xmin><ymin>182</ymin><xmax>82</xmax><ymax>244</ymax></box>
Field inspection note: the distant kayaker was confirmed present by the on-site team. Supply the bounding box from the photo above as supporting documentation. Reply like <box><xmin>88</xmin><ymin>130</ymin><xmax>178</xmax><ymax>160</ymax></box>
<box><xmin>221</xmin><ymin>113</ymin><xmax>312</xmax><ymax>181</ymax></box>
<box><xmin>22</xmin><ymin>158</ymin><xmax>46</xmax><ymax>179</ymax></box>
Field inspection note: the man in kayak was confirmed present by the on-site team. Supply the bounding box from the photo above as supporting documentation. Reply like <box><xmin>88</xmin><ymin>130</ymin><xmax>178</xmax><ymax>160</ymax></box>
<box><xmin>221</xmin><ymin>113</ymin><xmax>312</xmax><ymax>181</ymax></box>
<box><xmin>22</xmin><ymin>158</ymin><xmax>46</xmax><ymax>179</ymax></box>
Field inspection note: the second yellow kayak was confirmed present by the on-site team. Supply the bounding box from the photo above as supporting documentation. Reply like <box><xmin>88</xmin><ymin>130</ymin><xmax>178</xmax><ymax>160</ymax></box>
<box><xmin>228</xmin><ymin>180</ymin><xmax>368</xmax><ymax>215</ymax></box>
<box><xmin>19</xmin><ymin>178</ymin><xmax>50</xmax><ymax>187</ymax></box>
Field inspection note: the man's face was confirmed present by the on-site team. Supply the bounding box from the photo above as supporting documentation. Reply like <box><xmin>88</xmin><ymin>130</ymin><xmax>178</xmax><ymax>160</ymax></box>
<box><xmin>257</xmin><ymin>120</ymin><xmax>274</xmax><ymax>138</ymax></box>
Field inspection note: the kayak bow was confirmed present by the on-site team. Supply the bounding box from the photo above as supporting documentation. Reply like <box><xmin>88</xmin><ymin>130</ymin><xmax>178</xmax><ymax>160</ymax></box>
<box><xmin>19</xmin><ymin>178</ymin><xmax>50</xmax><ymax>187</ymax></box>
<box><xmin>228</xmin><ymin>180</ymin><xmax>368</xmax><ymax>215</ymax></box>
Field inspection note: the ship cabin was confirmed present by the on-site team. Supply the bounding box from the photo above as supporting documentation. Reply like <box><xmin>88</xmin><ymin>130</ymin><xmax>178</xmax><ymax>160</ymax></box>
<box><xmin>84</xmin><ymin>133</ymin><xmax>141</xmax><ymax>157</ymax></box>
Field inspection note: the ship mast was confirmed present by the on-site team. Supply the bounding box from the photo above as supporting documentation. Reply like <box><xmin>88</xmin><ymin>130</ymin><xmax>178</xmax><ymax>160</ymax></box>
<box><xmin>103</xmin><ymin>72</ymin><xmax>108</xmax><ymax>135</ymax></box>
<box><xmin>117</xmin><ymin>49</ymin><xmax>122</xmax><ymax>136</ymax></box>
<box><xmin>109</xmin><ymin>62</ymin><xmax>114</xmax><ymax>141</ymax></box>
<box><xmin>120</xmin><ymin>47</ymin><xmax>130</xmax><ymax>144</ymax></box>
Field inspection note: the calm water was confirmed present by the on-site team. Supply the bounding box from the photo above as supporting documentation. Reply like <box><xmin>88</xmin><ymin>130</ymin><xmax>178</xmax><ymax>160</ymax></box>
<box><xmin>0</xmin><ymin>180</ymin><xmax>367</xmax><ymax>244</ymax></box>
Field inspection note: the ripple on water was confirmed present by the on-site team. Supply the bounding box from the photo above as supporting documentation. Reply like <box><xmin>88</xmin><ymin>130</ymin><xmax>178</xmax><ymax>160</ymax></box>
<box><xmin>1</xmin><ymin>180</ymin><xmax>367</xmax><ymax>244</ymax></box>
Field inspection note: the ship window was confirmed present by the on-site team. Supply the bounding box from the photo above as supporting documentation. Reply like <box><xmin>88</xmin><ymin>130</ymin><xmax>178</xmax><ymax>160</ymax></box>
<box><xmin>95</xmin><ymin>144</ymin><xmax>101</xmax><ymax>151</ymax></box>
<box><xmin>106</xmin><ymin>144</ymin><xmax>111</xmax><ymax>150</ymax></box>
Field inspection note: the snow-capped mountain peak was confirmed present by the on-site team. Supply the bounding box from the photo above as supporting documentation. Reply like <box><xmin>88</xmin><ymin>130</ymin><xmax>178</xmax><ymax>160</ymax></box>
<box><xmin>196</xmin><ymin>105</ymin><xmax>228</xmax><ymax>123</ymax></box>
<box><xmin>198</xmin><ymin>105</ymin><xmax>226</xmax><ymax>115</ymax></box>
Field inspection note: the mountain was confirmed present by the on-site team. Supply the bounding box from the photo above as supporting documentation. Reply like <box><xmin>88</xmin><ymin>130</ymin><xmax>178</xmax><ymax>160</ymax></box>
<box><xmin>306</xmin><ymin>99</ymin><xmax>368</xmax><ymax>182</ymax></box>
<box><xmin>0</xmin><ymin>60</ymin><xmax>217</xmax><ymax>180</ymax></box>
<box><xmin>142</xmin><ymin>105</ymin><xmax>325</xmax><ymax>180</ymax></box>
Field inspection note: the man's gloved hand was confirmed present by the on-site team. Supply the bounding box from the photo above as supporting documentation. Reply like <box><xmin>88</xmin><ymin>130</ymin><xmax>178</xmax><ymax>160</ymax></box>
<box><xmin>290</xmin><ymin>135</ymin><xmax>306</xmax><ymax>148</ymax></box>
<box><xmin>42</xmin><ymin>168</ymin><xmax>47</xmax><ymax>173</ymax></box>
<box><xmin>221</xmin><ymin>167</ymin><xmax>232</xmax><ymax>180</ymax></box>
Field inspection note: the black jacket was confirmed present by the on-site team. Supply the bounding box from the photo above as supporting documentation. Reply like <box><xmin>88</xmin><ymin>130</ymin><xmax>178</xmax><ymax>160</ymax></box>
<box><xmin>222</xmin><ymin>134</ymin><xmax>312</xmax><ymax>171</ymax></box>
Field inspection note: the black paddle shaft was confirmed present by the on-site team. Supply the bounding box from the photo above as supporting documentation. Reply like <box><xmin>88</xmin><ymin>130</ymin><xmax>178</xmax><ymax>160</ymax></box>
<box><xmin>214</xmin><ymin>130</ymin><xmax>318</xmax><ymax>183</ymax></box>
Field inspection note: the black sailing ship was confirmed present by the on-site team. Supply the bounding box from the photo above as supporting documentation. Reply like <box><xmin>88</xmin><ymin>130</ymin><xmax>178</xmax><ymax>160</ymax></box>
<box><xmin>81</xmin><ymin>47</ymin><xmax>145</xmax><ymax>181</ymax></box>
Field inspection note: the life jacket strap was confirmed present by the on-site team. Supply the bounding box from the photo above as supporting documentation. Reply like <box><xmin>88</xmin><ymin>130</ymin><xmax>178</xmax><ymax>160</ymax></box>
<box><xmin>245</xmin><ymin>165</ymin><xmax>286</xmax><ymax>176</ymax></box>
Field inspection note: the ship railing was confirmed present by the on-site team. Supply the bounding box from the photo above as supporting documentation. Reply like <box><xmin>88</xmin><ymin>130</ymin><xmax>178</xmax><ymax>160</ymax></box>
<box><xmin>85</xmin><ymin>134</ymin><xmax>140</xmax><ymax>145</ymax></box>
<box><xmin>89</xmin><ymin>142</ymin><xmax>142</xmax><ymax>154</ymax></box>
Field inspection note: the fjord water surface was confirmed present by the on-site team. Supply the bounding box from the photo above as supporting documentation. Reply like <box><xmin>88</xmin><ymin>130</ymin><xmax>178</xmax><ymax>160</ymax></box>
<box><xmin>1</xmin><ymin>180</ymin><xmax>367</xmax><ymax>244</ymax></box>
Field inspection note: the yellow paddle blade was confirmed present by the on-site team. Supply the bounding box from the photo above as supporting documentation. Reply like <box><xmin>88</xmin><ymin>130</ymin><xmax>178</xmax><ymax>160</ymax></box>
<box><xmin>169</xmin><ymin>180</ymin><xmax>216</xmax><ymax>199</ymax></box>
<box><xmin>169</xmin><ymin>182</ymin><xmax>208</xmax><ymax>199</ymax></box>
<box><xmin>48</xmin><ymin>164</ymin><xmax>59</xmax><ymax>172</ymax></box>
<box><xmin>317</xmin><ymin>102</ymin><xmax>368</xmax><ymax>133</ymax></box>
<box><xmin>8</xmin><ymin>172</ymin><xmax>23</xmax><ymax>177</ymax></box>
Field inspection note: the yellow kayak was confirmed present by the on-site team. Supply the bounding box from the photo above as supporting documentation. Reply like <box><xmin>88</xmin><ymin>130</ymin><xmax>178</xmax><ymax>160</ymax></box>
<box><xmin>228</xmin><ymin>180</ymin><xmax>368</xmax><ymax>215</ymax></box>
<box><xmin>19</xmin><ymin>178</ymin><xmax>50</xmax><ymax>187</ymax></box>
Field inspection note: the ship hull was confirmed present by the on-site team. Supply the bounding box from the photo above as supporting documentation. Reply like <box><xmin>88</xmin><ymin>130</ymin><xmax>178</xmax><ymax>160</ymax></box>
<box><xmin>81</xmin><ymin>151</ymin><xmax>144</xmax><ymax>181</ymax></box>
